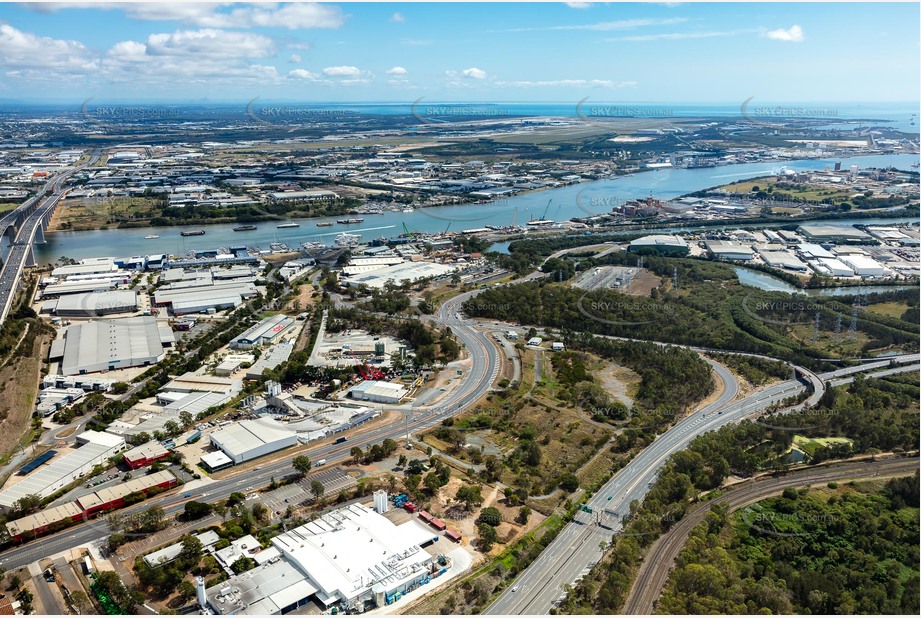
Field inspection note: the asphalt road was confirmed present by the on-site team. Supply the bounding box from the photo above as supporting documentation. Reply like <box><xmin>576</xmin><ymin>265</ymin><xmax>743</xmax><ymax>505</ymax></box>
<box><xmin>485</xmin><ymin>355</ymin><xmax>919</xmax><ymax>615</ymax></box>
<box><xmin>622</xmin><ymin>457</ymin><xmax>920</xmax><ymax>615</ymax></box>
<box><xmin>31</xmin><ymin>574</ymin><xmax>63</xmax><ymax>615</ymax></box>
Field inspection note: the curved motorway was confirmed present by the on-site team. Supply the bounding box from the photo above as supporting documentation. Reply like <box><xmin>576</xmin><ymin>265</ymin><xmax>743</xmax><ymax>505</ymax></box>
<box><xmin>622</xmin><ymin>456</ymin><xmax>920</xmax><ymax>615</ymax></box>
<box><xmin>486</xmin><ymin>354</ymin><xmax>919</xmax><ymax>615</ymax></box>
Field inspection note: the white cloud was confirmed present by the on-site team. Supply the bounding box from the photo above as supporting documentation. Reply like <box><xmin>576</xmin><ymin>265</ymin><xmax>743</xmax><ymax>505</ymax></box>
<box><xmin>401</xmin><ymin>39</ymin><xmax>433</xmax><ymax>46</ymax></box>
<box><xmin>390</xmin><ymin>12</ymin><xmax>405</xmax><ymax>23</ymax></box>
<box><xmin>386</xmin><ymin>66</ymin><xmax>408</xmax><ymax>76</ymax></box>
<box><xmin>499</xmin><ymin>17</ymin><xmax>687</xmax><ymax>33</ymax></box>
<box><xmin>320</xmin><ymin>65</ymin><xmax>373</xmax><ymax>84</ymax></box>
<box><xmin>322</xmin><ymin>66</ymin><xmax>361</xmax><ymax>78</ymax></box>
<box><xmin>288</xmin><ymin>68</ymin><xmax>319</xmax><ymax>80</ymax></box>
<box><xmin>98</xmin><ymin>29</ymin><xmax>283</xmax><ymax>86</ymax></box>
<box><xmin>142</xmin><ymin>29</ymin><xmax>275</xmax><ymax>58</ymax></box>
<box><xmin>0</xmin><ymin>23</ymin><xmax>97</xmax><ymax>72</ymax></box>
<box><xmin>289</xmin><ymin>54</ymin><xmax>302</xmax><ymax>63</ymax></box>
<box><xmin>23</xmin><ymin>2</ymin><xmax>345</xmax><ymax>30</ymax></box>
<box><xmin>566</xmin><ymin>2</ymin><xmax>593</xmax><ymax>8</ymax></box>
<box><xmin>764</xmin><ymin>25</ymin><xmax>804</xmax><ymax>42</ymax></box>
<box><xmin>461</xmin><ymin>67</ymin><xmax>487</xmax><ymax>80</ymax></box>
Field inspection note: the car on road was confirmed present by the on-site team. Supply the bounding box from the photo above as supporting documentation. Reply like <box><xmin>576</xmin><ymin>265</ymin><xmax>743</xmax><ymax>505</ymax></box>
<box><xmin>184</xmin><ymin>493</ymin><xmax>192</xmax><ymax>498</ymax></box>
<box><xmin>511</xmin><ymin>585</ymin><xmax>519</xmax><ymax>593</ymax></box>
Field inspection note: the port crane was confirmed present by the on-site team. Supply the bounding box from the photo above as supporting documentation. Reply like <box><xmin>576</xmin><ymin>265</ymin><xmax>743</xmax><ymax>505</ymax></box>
<box><xmin>531</xmin><ymin>199</ymin><xmax>552</xmax><ymax>223</ymax></box>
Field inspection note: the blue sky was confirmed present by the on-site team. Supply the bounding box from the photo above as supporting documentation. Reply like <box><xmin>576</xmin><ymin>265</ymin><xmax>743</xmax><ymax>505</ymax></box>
<box><xmin>0</xmin><ymin>2</ymin><xmax>917</xmax><ymax>104</ymax></box>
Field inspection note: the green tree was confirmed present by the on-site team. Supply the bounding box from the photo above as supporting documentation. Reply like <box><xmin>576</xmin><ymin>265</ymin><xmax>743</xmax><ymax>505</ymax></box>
<box><xmin>516</xmin><ymin>506</ymin><xmax>532</xmax><ymax>525</ymax></box>
<box><xmin>559</xmin><ymin>474</ymin><xmax>579</xmax><ymax>493</ymax></box>
<box><xmin>176</xmin><ymin>580</ymin><xmax>196</xmax><ymax>603</ymax></box>
<box><xmin>184</xmin><ymin>501</ymin><xmax>212</xmax><ymax>520</ymax></box>
<box><xmin>455</xmin><ymin>484</ymin><xmax>483</xmax><ymax>510</ymax></box>
<box><xmin>476</xmin><ymin>507</ymin><xmax>502</xmax><ymax>527</ymax></box>
<box><xmin>230</xmin><ymin>556</ymin><xmax>255</xmax><ymax>575</ymax></box>
<box><xmin>177</xmin><ymin>535</ymin><xmax>203</xmax><ymax>570</ymax></box>
<box><xmin>477</xmin><ymin>523</ymin><xmax>498</xmax><ymax>552</ymax></box>
<box><xmin>310</xmin><ymin>480</ymin><xmax>325</xmax><ymax>501</ymax></box>
<box><xmin>292</xmin><ymin>455</ymin><xmax>312</xmax><ymax>476</ymax></box>
<box><xmin>252</xmin><ymin>502</ymin><xmax>271</xmax><ymax>525</ymax></box>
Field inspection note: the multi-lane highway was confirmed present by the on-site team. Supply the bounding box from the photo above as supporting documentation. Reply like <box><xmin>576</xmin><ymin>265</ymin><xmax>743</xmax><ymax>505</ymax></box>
<box><xmin>622</xmin><ymin>457</ymin><xmax>920</xmax><ymax>615</ymax></box>
<box><xmin>0</xmin><ymin>286</ymin><xmax>500</xmax><ymax>570</ymax></box>
<box><xmin>486</xmin><ymin>354</ymin><xmax>919</xmax><ymax>615</ymax></box>
<box><xmin>0</xmin><ymin>151</ymin><xmax>100</xmax><ymax>324</ymax></box>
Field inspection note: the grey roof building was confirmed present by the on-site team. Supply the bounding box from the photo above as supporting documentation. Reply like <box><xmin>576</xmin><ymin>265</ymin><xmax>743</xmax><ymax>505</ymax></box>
<box><xmin>46</xmin><ymin>290</ymin><xmax>139</xmax><ymax>317</ymax></box>
<box><xmin>49</xmin><ymin>316</ymin><xmax>175</xmax><ymax>376</ymax></box>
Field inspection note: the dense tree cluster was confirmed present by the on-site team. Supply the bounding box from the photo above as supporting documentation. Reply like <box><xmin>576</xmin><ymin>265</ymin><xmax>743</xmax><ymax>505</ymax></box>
<box><xmin>657</xmin><ymin>473</ymin><xmax>920</xmax><ymax>614</ymax></box>
<box><xmin>559</xmin><ymin>374</ymin><xmax>920</xmax><ymax>614</ymax></box>
<box><xmin>466</xmin><ymin>252</ymin><xmax>917</xmax><ymax>370</ymax></box>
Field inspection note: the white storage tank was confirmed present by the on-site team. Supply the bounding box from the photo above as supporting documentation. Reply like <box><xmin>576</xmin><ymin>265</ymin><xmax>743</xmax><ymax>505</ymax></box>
<box><xmin>373</xmin><ymin>490</ymin><xmax>389</xmax><ymax>514</ymax></box>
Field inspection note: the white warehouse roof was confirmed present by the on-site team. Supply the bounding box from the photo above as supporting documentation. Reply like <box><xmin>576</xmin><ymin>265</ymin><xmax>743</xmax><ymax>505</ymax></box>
<box><xmin>210</xmin><ymin>417</ymin><xmax>297</xmax><ymax>462</ymax></box>
<box><xmin>0</xmin><ymin>439</ymin><xmax>124</xmax><ymax>508</ymax></box>
<box><xmin>272</xmin><ymin>503</ymin><xmax>437</xmax><ymax>604</ymax></box>
<box><xmin>51</xmin><ymin>290</ymin><xmax>139</xmax><ymax>316</ymax></box>
<box><xmin>343</xmin><ymin>261</ymin><xmax>456</xmax><ymax>289</ymax></box>
<box><xmin>51</xmin><ymin>317</ymin><xmax>174</xmax><ymax>376</ymax></box>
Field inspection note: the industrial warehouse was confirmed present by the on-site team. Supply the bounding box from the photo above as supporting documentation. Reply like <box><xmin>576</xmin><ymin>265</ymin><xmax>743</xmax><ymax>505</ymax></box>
<box><xmin>0</xmin><ymin>431</ymin><xmax>126</xmax><ymax>510</ymax></box>
<box><xmin>349</xmin><ymin>380</ymin><xmax>409</xmax><ymax>404</ymax></box>
<box><xmin>208</xmin><ymin>417</ymin><xmax>298</xmax><ymax>465</ymax></box>
<box><xmin>230</xmin><ymin>314</ymin><xmax>296</xmax><ymax>349</ymax></box>
<box><xmin>4</xmin><ymin>471</ymin><xmax>178</xmax><ymax>541</ymax></box>
<box><xmin>49</xmin><ymin>316</ymin><xmax>175</xmax><ymax>375</ymax></box>
<box><xmin>41</xmin><ymin>289</ymin><xmax>139</xmax><ymax>317</ymax></box>
<box><xmin>202</xmin><ymin>502</ymin><xmax>441</xmax><ymax>615</ymax></box>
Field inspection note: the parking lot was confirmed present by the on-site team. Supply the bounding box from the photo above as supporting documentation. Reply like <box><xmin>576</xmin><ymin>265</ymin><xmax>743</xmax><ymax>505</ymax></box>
<box><xmin>254</xmin><ymin>467</ymin><xmax>357</xmax><ymax>514</ymax></box>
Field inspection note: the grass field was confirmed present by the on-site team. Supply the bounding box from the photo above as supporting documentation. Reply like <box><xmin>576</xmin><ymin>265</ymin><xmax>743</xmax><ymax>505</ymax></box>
<box><xmin>49</xmin><ymin>195</ymin><xmax>163</xmax><ymax>231</ymax></box>
<box><xmin>421</xmin><ymin>349</ymin><xmax>615</xmax><ymax>505</ymax></box>
<box><xmin>866</xmin><ymin>300</ymin><xmax>912</xmax><ymax>320</ymax></box>
<box><xmin>719</xmin><ymin>177</ymin><xmax>856</xmax><ymax>204</ymax></box>
<box><xmin>792</xmin><ymin>434</ymin><xmax>853</xmax><ymax>457</ymax></box>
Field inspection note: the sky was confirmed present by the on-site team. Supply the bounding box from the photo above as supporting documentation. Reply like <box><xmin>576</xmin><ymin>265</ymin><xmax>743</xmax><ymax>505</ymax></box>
<box><xmin>0</xmin><ymin>1</ymin><xmax>918</xmax><ymax>104</ymax></box>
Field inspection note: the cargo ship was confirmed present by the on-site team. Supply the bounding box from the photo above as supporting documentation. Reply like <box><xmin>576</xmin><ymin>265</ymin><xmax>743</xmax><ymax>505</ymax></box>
<box><xmin>316</xmin><ymin>221</ymin><xmax>334</xmax><ymax>227</ymax></box>
<box><xmin>277</xmin><ymin>222</ymin><xmax>300</xmax><ymax>229</ymax></box>
<box><xmin>233</xmin><ymin>225</ymin><xmax>257</xmax><ymax>232</ymax></box>
<box><xmin>180</xmin><ymin>229</ymin><xmax>205</xmax><ymax>236</ymax></box>
<box><xmin>336</xmin><ymin>218</ymin><xmax>365</xmax><ymax>224</ymax></box>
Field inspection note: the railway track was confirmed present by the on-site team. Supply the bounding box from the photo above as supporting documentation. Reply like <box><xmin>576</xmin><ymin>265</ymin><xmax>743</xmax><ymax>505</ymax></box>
<box><xmin>622</xmin><ymin>456</ymin><xmax>920</xmax><ymax>615</ymax></box>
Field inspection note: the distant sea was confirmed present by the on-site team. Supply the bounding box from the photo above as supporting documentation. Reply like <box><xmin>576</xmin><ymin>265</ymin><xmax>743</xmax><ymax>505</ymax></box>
<box><xmin>291</xmin><ymin>101</ymin><xmax>921</xmax><ymax>132</ymax></box>
<box><xmin>4</xmin><ymin>100</ymin><xmax>919</xmax><ymax>133</ymax></box>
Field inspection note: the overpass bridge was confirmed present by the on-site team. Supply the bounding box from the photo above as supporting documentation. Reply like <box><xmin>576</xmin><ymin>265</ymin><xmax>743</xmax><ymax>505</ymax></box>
<box><xmin>0</xmin><ymin>151</ymin><xmax>101</xmax><ymax>325</ymax></box>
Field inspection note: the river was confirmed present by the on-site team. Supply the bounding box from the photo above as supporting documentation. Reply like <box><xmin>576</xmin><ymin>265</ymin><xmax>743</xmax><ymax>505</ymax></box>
<box><xmin>35</xmin><ymin>152</ymin><xmax>919</xmax><ymax>263</ymax></box>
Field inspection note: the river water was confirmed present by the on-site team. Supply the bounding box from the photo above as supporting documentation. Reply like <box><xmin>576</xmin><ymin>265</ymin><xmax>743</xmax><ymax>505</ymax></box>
<box><xmin>35</xmin><ymin>152</ymin><xmax>919</xmax><ymax>263</ymax></box>
<box><xmin>733</xmin><ymin>267</ymin><xmax>917</xmax><ymax>297</ymax></box>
